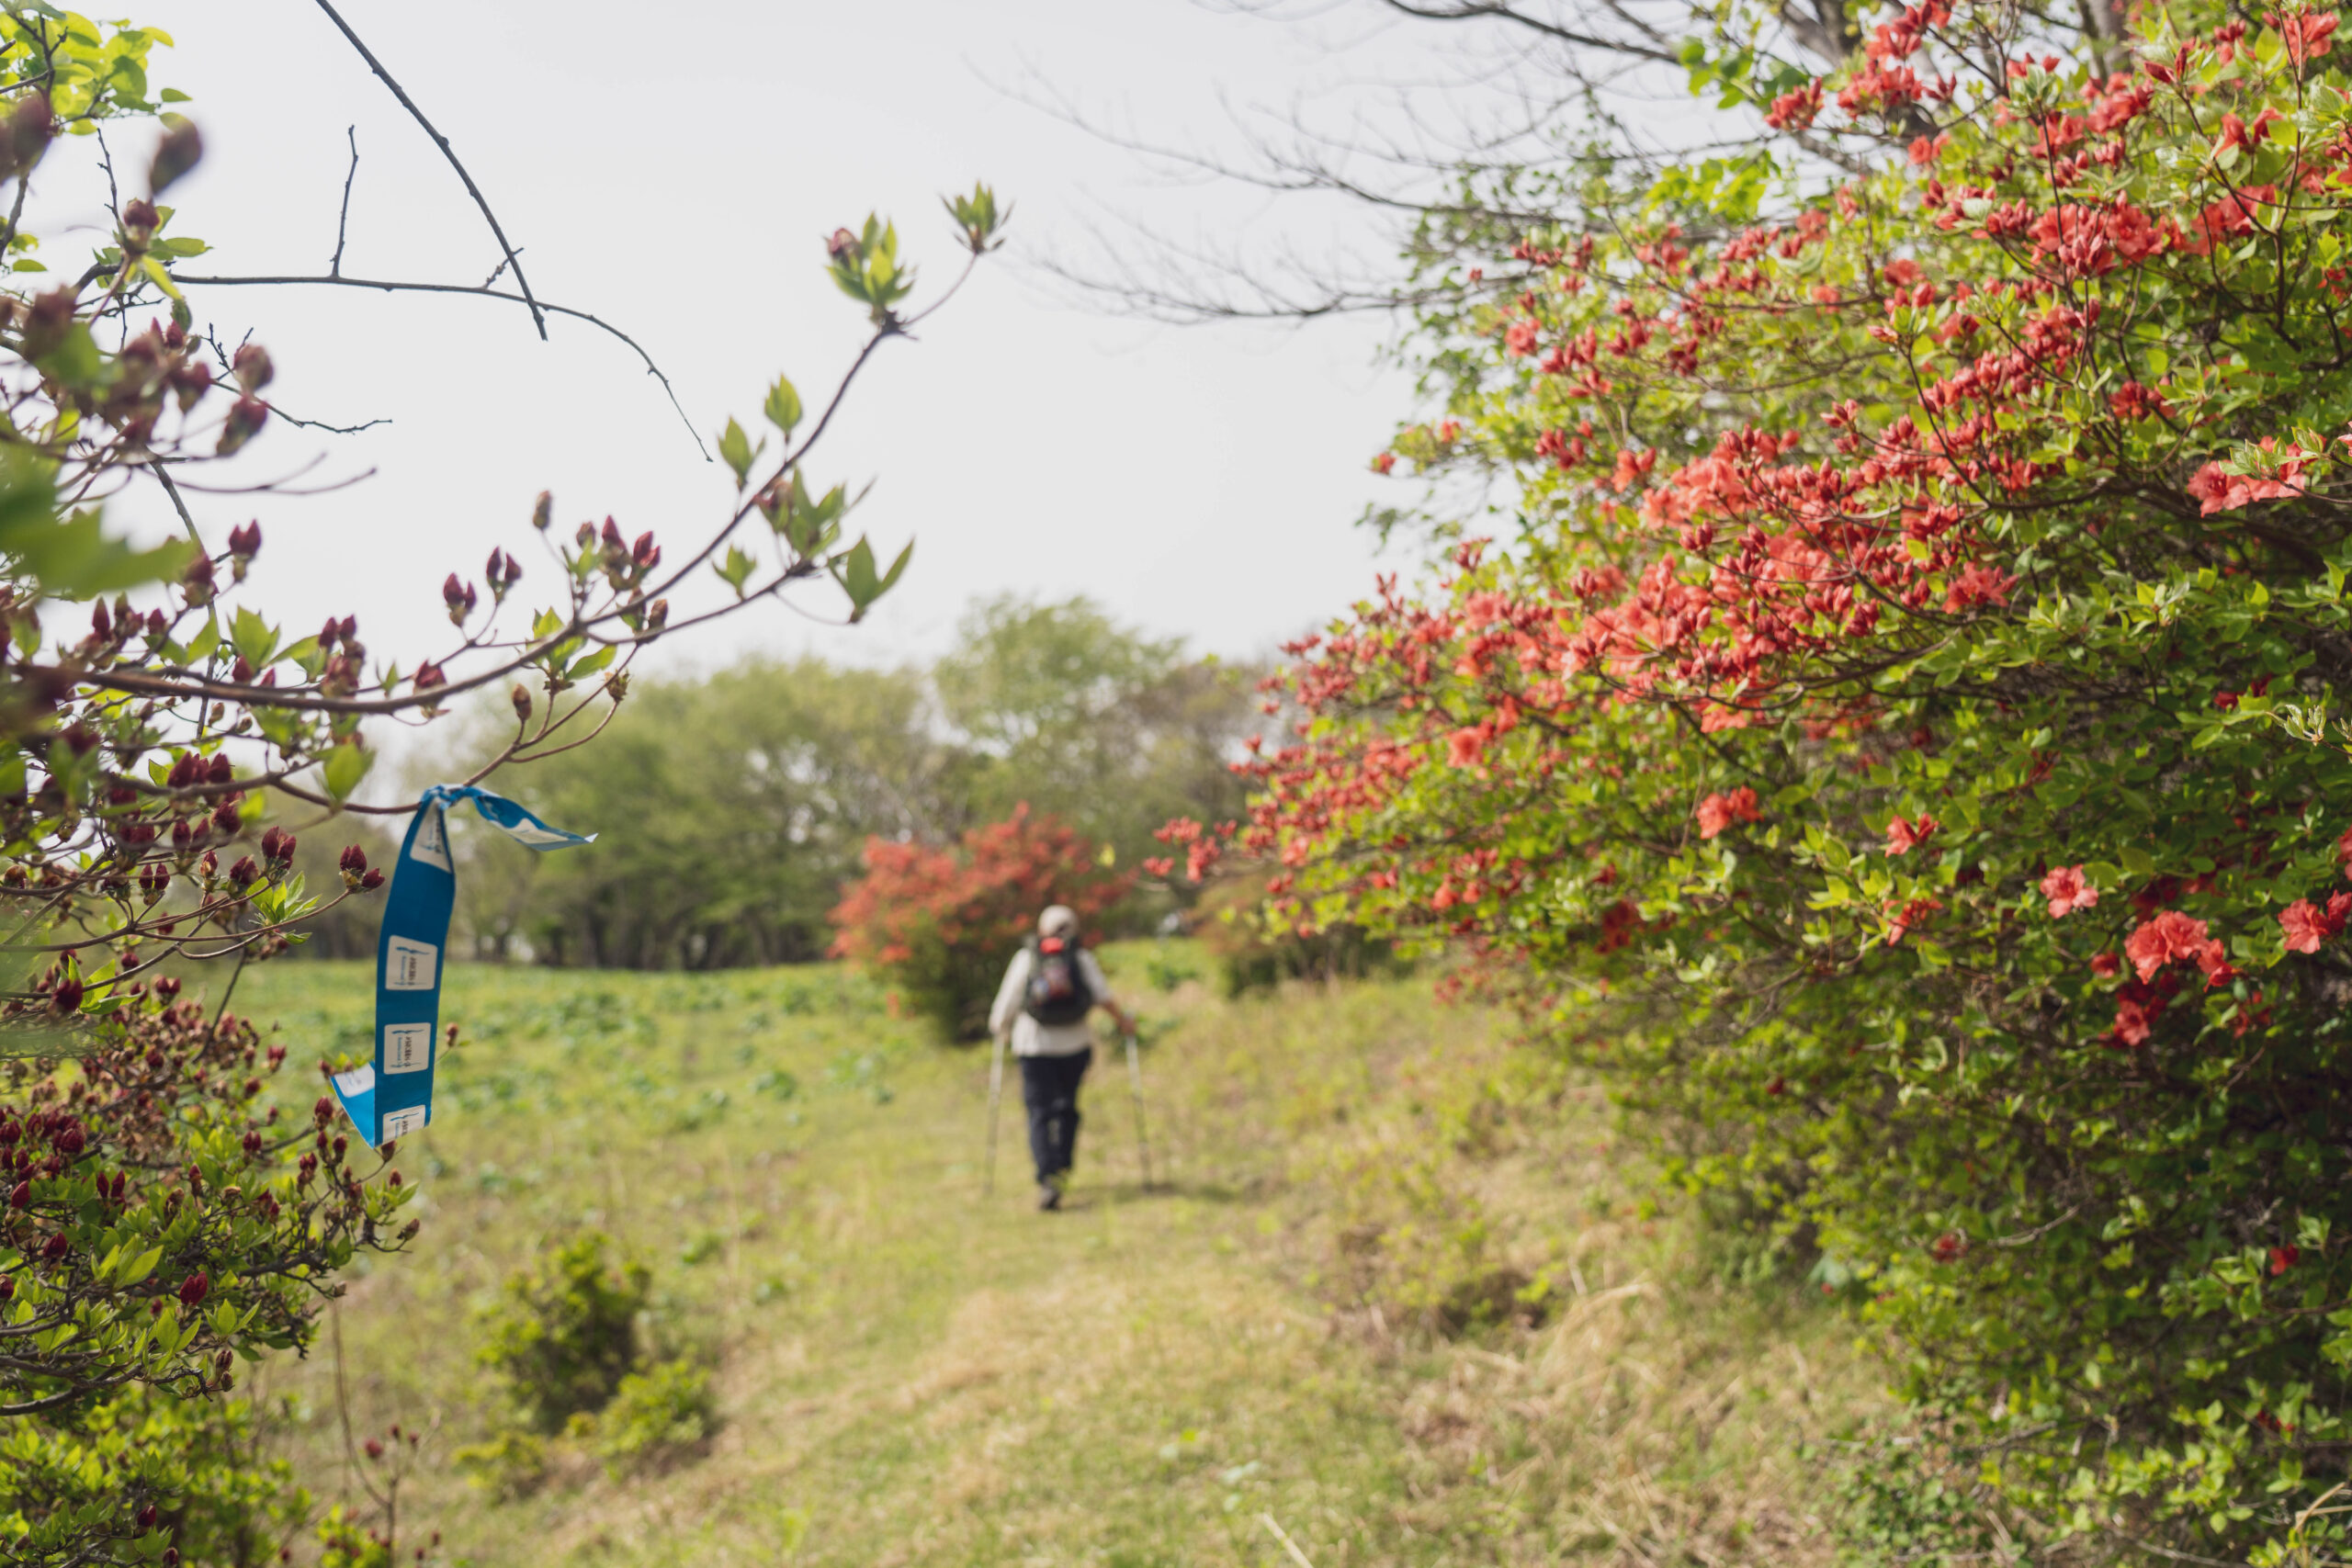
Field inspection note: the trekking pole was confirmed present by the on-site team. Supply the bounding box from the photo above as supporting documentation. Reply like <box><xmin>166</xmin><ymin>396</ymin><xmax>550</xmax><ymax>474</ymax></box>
<box><xmin>1124</xmin><ymin>1029</ymin><xmax>1155</xmax><ymax>1191</ymax></box>
<box><xmin>984</xmin><ymin>1027</ymin><xmax>1008</xmax><ymax>1199</ymax></box>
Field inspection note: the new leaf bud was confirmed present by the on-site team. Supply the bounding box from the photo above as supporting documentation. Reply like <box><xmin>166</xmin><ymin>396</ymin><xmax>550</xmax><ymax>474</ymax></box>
<box><xmin>511</xmin><ymin>682</ymin><xmax>532</xmax><ymax>723</ymax></box>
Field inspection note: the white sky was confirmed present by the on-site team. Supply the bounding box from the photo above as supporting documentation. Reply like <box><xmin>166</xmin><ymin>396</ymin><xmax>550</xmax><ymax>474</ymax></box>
<box><xmin>49</xmin><ymin>0</ymin><xmax>1479</xmax><ymax>705</ymax></box>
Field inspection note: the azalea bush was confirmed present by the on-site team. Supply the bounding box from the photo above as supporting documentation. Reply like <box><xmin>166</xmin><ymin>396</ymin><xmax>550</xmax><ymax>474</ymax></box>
<box><xmin>1207</xmin><ymin>1</ymin><xmax>2352</xmax><ymax>1557</ymax></box>
<box><xmin>831</xmin><ymin>807</ymin><xmax>1128</xmax><ymax>1039</ymax></box>
<box><xmin>0</xmin><ymin>10</ymin><xmax>1001</xmax><ymax>1562</ymax></box>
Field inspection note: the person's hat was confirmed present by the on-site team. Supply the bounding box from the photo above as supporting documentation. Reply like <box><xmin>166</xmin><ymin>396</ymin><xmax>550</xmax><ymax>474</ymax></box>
<box><xmin>1038</xmin><ymin>905</ymin><xmax>1079</xmax><ymax>938</ymax></box>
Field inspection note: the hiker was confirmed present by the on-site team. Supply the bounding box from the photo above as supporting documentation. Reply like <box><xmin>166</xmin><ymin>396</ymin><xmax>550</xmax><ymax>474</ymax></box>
<box><xmin>989</xmin><ymin>904</ymin><xmax>1133</xmax><ymax>1211</ymax></box>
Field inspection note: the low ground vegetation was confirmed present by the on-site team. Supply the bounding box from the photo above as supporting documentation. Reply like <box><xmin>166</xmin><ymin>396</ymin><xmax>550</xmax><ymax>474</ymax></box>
<box><xmin>229</xmin><ymin>948</ymin><xmax>1882</xmax><ymax>1565</ymax></box>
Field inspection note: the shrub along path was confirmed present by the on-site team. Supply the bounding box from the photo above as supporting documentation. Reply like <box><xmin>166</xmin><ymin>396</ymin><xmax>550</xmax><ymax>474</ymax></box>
<box><xmin>236</xmin><ymin>947</ymin><xmax>1881</xmax><ymax>1566</ymax></box>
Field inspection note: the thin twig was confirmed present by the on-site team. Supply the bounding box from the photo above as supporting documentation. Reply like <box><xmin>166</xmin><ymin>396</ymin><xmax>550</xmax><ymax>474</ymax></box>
<box><xmin>149</xmin><ymin>463</ymin><xmax>204</xmax><ymax>548</ymax></box>
<box><xmin>175</xmin><ymin>272</ymin><xmax>705</xmax><ymax>457</ymax></box>
<box><xmin>209</xmin><ymin>949</ymin><xmax>247</xmax><ymax>1030</ymax></box>
<box><xmin>330</xmin><ymin>125</ymin><xmax>357</xmax><ymax>277</ymax></box>
<box><xmin>310</xmin><ymin>0</ymin><xmax>548</xmax><ymax>339</ymax></box>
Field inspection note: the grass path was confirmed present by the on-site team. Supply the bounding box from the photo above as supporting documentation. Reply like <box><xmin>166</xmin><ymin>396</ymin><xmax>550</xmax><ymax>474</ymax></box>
<box><xmin>234</xmin><ymin>951</ymin><xmax>1881</xmax><ymax>1567</ymax></box>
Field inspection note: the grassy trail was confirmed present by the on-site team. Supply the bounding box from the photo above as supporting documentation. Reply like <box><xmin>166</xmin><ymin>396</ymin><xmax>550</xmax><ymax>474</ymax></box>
<box><xmin>235</xmin><ymin>950</ymin><xmax>1878</xmax><ymax>1567</ymax></box>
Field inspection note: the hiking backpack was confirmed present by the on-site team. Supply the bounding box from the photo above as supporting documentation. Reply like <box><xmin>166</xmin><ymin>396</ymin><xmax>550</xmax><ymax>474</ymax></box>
<box><xmin>1023</xmin><ymin>936</ymin><xmax>1094</xmax><ymax>1026</ymax></box>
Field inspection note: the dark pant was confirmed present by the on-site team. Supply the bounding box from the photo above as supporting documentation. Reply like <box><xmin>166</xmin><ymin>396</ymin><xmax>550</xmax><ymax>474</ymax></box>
<box><xmin>1020</xmin><ymin>1048</ymin><xmax>1091</xmax><ymax>1183</ymax></box>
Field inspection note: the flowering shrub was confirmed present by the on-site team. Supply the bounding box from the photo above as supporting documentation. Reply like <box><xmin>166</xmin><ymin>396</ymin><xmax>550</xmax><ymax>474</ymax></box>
<box><xmin>830</xmin><ymin>807</ymin><xmax>1128</xmax><ymax>1039</ymax></box>
<box><xmin>0</xmin><ymin>8</ymin><xmax>1002</xmax><ymax>1560</ymax></box>
<box><xmin>1215</xmin><ymin>3</ymin><xmax>2352</xmax><ymax>1557</ymax></box>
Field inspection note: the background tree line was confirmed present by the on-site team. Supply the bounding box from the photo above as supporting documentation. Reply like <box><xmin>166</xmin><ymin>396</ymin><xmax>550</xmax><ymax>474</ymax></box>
<box><xmin>303</xmin><ymin>595</ymin><xmax>1260</xmax><ymax>970</ymax></box>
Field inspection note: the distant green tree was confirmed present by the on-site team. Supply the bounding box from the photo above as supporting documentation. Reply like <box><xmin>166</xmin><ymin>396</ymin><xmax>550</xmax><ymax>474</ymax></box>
<box><xmin>938</xmin><ymin>595</ymin><xmax>1256</xmax><ymax>874</ymax></box>
<box><xmin>459</xmin><ymin>660</ymin><xmax>964</xmax><ymax>967</ymax></box>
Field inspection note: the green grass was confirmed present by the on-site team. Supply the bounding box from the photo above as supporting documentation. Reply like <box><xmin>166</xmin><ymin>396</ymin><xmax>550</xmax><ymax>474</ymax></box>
<box><xmin>232</xmin><ymin>945</ymin><xmax>1884</xmax><ymax>1566</ymax></box>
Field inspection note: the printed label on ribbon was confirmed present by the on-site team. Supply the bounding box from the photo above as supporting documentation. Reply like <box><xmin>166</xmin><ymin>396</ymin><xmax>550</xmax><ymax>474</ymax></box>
<box><xmin>382</xmin><ymin>1022</ymin><xmax>433</xmax><ymax>1075</ymax></box>
<box><xmin>331</xmin><ymin>785</ymin><xmax>593</xmax><ymax>1146</ymax></box>
<box><xmin>385</xmin><ymin>936</ymin><xmax>438</xmax><ymax>991</ymax></box>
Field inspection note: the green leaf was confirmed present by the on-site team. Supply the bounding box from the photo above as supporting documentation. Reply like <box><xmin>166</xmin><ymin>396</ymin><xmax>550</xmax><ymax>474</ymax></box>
<box><xmin>763</xmin><ymin>376</ymin><xmax>802</xmax><ymax>436</ymax></box>
<box><xmin>716</xmin><ymin>418</ymin><xmax>758</xmax><ymax>489</ymax></box>
<box><xmin>715</xmin><ymin>544</ymin><xmax>758</xmax><ymax>598</ymax></box>
<box><xmin>35</xmin><ymin>322</ymin><xmax>101</xmax><ymax>387</ymax></box>
<box><xmin>0</xmin><ymin>450</ymin><xmax>191</xmax><ymax>598</ymax></box>
<box><xmin>321</xmin><ymin>745</ymin><xmax>373</xmax><ymax>804</ymax></box>
<box><xmin>227</xmin><ymin>605</ymin><xmax>277</xmax><ymax>671</ymax></box>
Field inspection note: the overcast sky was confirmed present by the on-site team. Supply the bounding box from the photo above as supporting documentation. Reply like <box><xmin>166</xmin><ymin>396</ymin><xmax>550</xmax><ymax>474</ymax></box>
<box><xmin>46</xmin><ymin>0</ymin><xmax>1487</xmax><ymax>706</ymax></box>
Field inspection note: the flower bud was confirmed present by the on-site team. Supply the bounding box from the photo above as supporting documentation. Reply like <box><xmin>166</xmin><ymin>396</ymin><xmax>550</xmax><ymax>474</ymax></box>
<box><xmin>338</xmin><ymin>844</ymin><xmax>368</xmax><ymax>874</ymax></box>
<box><xmin>531</xmin><ymin>491</ymin><xmax>552</xmax><ymax>530</ymax></box>
<box><xmin>364</xmin><ymin>1438</ymin><xmax>384</xmax><ymax>1461</ymax></box>
<box><xmin>54</xmin><ymin>1122</ymin><xmax>83</xmax><ymax>1156</ymax></box>
<box><xmin>208</xmin><ymin>755</ymin><xmax>232</xmax><ymax>785</ymax></box>
<box><xmin>227</xmin><ymin>520</ymin><xmax>261</xmax><ymax>558</ymax></box>
<box><xmin>148</xmin><ymin>118</ymin><xmax>202</xmax><ymax>193</ymax></box>
<box><xmin>231</xmin><ymin>344</ymin><xmax>274</xmax><ymax>393</ymax></box>
<box><xmin>120</xmin><ymin>197</ymin><xmax>159</xmax><ymax>238</ymax></box>
<box><xmin>217</xmin><ymin>396</ymin><xmax>269</xmax><ymax>457</ymax></box>
<box><xmin>51</xmin><ymin>976</ymin><xmax>82</xmax><ymax>1013</ymax></box>
<box><xmin>826</xmin><ymin>226</ymin><xmax>860</xmax><ymax>263</ymax></box>
<box><xmin>0</xmin><ymin>94</ymin><xmax>54</xmax><ymax>184</ymax></box>
<box><xmin>40</xmin><ymin>1234</ymin><xmax>69</xmax><ymax>1261</ymax></box>
<box><xmin>511</xmin><ymin>682</ymin><xmax>532</xmax><ymax>723</ymax></box>
<box><xmin>228</xmin><ymin>855</ymin><xmax>258</xmax><ymax>890</ymax></box>
<box><xmin>177</xmin><ymin>1270</ymin><xmax>209</xmax><ymax>1306</ymax></box>
<box><xmin>182</xmin><ymin>551</ymin><xmax>215</xmax><ymax>606</ymax></box>
<box><xmin>442</xmin><ymin>573</ymin><xmax>479</xmax><ymax>625</ymax></box>
<box><xmin>359</xmin><ymin>867</ymin><xmax>385</xmax><ymax>891</ymax></box>
<box><xmin>318</xmin><ymin>616</ymin><xmax>341</xmax><ymax>650</ymax></box>
<box><xmin>8</xmin><ymin>1180</ymin><xmax>28</xmax><ymax>1209</ymax></box>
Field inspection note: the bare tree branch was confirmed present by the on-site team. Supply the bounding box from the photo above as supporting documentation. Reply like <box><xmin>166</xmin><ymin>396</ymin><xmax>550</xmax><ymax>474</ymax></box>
<box><xmin>330</xmin><ymin>124</ymin><xmax>357</xmax><ymax>277</ymax></box>
<box><xmin>173</xmin><ymin>271</ymin><xmax>707</xmax><ymax>460</ymax></box>
<box><xmin>310</xmin><ymin>0</ymin><xmax>548</xmax><ymax>340</ymax></box>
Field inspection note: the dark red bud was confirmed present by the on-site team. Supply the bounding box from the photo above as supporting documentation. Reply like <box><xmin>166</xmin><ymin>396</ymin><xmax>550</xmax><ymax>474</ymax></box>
<box><xmin>40</xmin><ymin>1233</ymin><xmax>69</xmax><ymax>1261</ymax></box>
<box><xmin>359</xmin><ymin>868</ymin><xmax>385</xmax><ymax>891</ymax></box>
<box><xmin>338</xmin><ymin>844</ymin><xmax>368</xmax><ymax>874</ymax></box>
<box><xmin>149</xmin><ymin>118</ymin><xmax>202</xmax><ymax>193</ymax></box>
<box><xmin>231</xmin><ymin>344</ymin><xmax>273</xmax><ymax>393</ymax></box>
<box><xmin>218</xmin><ymin>396</ymin><xmax>269</xmax><ymax>457</ymax></box>
<box><xmin>177</xmin><ymin>1271</ymin><xmax>209</xmax><ymax>1306</ymax></box>
<box><xmin>208</xmin><ymin>755</ymin><xmax>232</xmax><ymax>784</ymax></box>
<box><xmin>8</xmin><ymin>1180</ymin><xmax>28</xmax><ymax>1209</ymax></box>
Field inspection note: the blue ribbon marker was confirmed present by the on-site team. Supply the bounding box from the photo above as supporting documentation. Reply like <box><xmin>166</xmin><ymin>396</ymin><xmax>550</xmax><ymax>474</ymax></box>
<box><xmin>331</xmin><ymin>785</ymin><xmax>593</xmax><ymax>1146</ymax></box>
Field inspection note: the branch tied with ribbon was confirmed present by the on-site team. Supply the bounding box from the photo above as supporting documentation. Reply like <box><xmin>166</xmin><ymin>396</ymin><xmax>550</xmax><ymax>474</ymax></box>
<box><xmin>331</xmin><ymin>785</ymin><xmax>592</xmax><ymax>1145</ymax></box>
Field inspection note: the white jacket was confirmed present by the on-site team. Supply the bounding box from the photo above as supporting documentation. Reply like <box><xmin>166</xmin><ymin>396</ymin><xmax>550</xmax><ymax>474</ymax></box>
<box><xmin>988</xmin><ymin>945</ymin><xmax>1116</xmax><ymax>1057</ymax></box>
